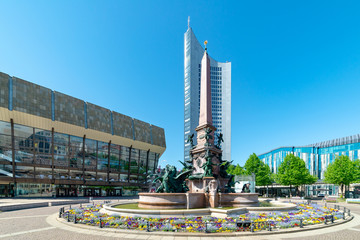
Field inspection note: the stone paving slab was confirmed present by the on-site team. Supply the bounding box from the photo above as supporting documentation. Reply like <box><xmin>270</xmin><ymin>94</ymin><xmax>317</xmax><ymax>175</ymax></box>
<box><xmin>1</xmin><ymin>200</ymin><xmax>360</xmax><ymax>239</ymax></box>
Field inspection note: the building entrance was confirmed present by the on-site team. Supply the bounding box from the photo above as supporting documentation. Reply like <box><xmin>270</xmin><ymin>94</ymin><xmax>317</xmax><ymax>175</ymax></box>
<box><xmin>56</xmin><ymin>187</ymin><xmax>77</xmax><ymax>197</ymax></box>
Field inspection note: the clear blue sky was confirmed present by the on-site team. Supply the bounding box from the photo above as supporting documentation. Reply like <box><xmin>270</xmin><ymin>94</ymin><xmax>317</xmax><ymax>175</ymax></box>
<box><xmin>1</xmin><ymin>1</ymin><xmax>360</xmax><ymax>169</ymax></box>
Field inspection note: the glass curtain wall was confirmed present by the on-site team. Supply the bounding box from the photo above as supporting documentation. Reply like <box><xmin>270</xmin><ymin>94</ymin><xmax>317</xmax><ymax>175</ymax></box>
<box><xmin>0</xmin><ymin>120</ymin><xmax>160</xmax><ymax>197</ymax></box>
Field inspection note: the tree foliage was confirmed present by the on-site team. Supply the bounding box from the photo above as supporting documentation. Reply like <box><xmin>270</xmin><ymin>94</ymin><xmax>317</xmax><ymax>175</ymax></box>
<box><xmin>276</xmin><ymin>154</ymin><xmax>316</xmax><ymax>189</ymax></box>
<box><xmin>227</xmin><ymin>164</ymin><xmax>245</xmax><ymax>176</ymax></box>
<box><xmin>324</xmin><ymin>155</ymin><xmax>360</xmax><ymax>197</ymax></box>
<box><xmin>244</xmin><ymin>153</ymin><xmax>273</xmax><ymax>186</ymax></box>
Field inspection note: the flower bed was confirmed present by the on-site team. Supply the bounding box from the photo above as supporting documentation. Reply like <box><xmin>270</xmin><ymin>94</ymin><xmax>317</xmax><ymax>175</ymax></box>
<box><xmin>61</xmin><ymin>203</ymin><xmax>343</xmax><ymax>233</ymax></box>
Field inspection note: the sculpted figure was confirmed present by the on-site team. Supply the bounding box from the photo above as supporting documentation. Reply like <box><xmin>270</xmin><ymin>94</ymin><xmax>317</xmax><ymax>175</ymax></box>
<box><xmin>187</xmin><ymin>133</ymin><xmax>195</xmax><ymax>148</ymax></box>
<box><xmin>219</xmin><ymin>160</ymin><xmax>233</xmax><ymax>178</ymax></box>
<box><xmin>204</xmin><ymin>128</ymin><xmax>213</xmax><ymax>146</ymax></box>
<box><xmin>201</xmin><ymin>155</ymin><xmax>215</xmax><ymax>177</ymax></box>
<box><xmin>224</xmin><ymin>175</ymin><xmax>237</xmax><ymax>193</ymax></box>
<box><xmin>153</xmin><ymin>164</ymin><xmax>192</xmax><ymax>193</ymax></box>
<box><xmin>215</xmin><ymin>133</ymin><xmax>224</xmax><ymax>149</ymax></box>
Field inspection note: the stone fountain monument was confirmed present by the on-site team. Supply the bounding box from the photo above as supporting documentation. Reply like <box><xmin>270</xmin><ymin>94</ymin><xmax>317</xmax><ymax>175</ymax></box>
<box><xmin>138</xmin><ymin>41</ymin><xmax>258</xmax><ymax>209</ymax></box>
<box><xmin>185</xmin><ymin>41</ymin><xmax>234</xmax><ymax>207</ymax></box>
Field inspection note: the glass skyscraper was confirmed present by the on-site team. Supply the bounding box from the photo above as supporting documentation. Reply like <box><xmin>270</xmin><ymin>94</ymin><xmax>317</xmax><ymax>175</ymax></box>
<box><xmin>184</xmin><ymin>24</ymin><xmax>231</xmax><ymax>162</ymax></box>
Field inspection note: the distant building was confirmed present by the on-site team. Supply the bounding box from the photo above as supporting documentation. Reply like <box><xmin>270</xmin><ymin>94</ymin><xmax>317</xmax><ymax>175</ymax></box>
<box><xmin>258</xmin><ymin>135</ymin><xmax>360</xmax><ymax>179</ymax></box>
<box><xmin>0</xmin><ymin>72</ymin><xmax>166</xmax><ymax>198</ymax></box>
<box><xmin>184</xmin><ymin>21</ymin><xmax>231</xmax><ymax>162</ymax></box>
<box><xmin>258</xmin><ymin>135</ymin><xmax>360</xmax><ymax>196</ymax></box>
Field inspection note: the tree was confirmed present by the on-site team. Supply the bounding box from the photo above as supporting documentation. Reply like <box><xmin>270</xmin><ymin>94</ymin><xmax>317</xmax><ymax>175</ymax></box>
<box><xmin>276</xmin><ymin>154</ymin><xmax>316</xmax><ymax>196</ymax></box>
<box><xmin>227</xmin><ymin>164</ymin><xmax>235</xmax><ymax>175</ymax></box>
<box><xmin>244</xmin><ymin>153</ymin><xmax>273</xmax><ymax>186</ymax></box>
<box><xmin>353</xmin><ymin>159</ymin><xmax>360</xmax><ymax>183</ymax></box>
<box><xmin>324</xmin><ymin>155</ymin><xmax>358</xmax><ymax>198</ymax></box>
<box><xmin>226</xmin><ymin>164</ymin><xmax>245</xmax><ymax>176</ymax></box>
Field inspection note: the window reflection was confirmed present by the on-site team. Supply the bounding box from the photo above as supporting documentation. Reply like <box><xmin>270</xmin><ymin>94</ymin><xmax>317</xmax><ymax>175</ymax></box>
<box><xmin>0</xmin><ymin>120</ymin><xmax>159</xmax><ymax>195</ymax></box>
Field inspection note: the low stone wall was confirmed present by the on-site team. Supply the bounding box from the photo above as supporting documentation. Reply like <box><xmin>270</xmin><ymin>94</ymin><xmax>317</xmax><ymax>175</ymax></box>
<box><xmin>0</xmin><ymin>199</ymin><xmax>89</xmax><ymax>212</ymax></box>
<box><xmin>101</xmin><ymin>203</ymin><xmax>212</xmax><ymax>218</ymax></box>
<box><xmin>187</xmin><ymin>193</ymin><xmax>205</xmax><ymax>209</ymax></box>
<box><xmin>220</xmin><ymin>193</ymin><xmax>259</xmax><ymax>207</ymax></box>
<box><xmin>248</xmin><ymin>200</ymin><xmax>297</xmax><ymax>213</ymax></box>
<box><xmin>103</xmin><ymin>200</ymin><xmax>297</xmax><ymax>218</ymax></box>
<box><xmin>139</xmin><ymin>192</ymin><xmax>260</xmax><ymax>209</ymax></box>
<box><xmin>138</xmin><ymin>193</ymin><xmax>187</xmax><ymax>209</ymax></box>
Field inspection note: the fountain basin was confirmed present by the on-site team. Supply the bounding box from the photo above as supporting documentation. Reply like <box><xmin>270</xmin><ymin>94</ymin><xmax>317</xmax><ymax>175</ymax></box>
<box><xmin>101</xmin><ymin>200</ymin><xmax>296</xmax><ymax>218</ymax></box>
<box><xmin>138</xmin><ymin>192</ymin><xmax>259</xmax><ymax>209</ymax></box>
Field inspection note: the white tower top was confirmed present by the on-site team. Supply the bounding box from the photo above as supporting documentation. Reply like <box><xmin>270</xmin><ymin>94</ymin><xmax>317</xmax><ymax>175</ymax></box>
<box><xmin>188</xmin><ymin>16</ymin><xmax>190</xmax><ymax>28</ymax></box>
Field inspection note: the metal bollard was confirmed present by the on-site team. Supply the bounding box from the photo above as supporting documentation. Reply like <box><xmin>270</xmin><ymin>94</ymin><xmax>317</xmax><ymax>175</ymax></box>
<box><xmin>73</xmin><ymin>214</ymin><xmax>77</xmax><ymax>224</ymax></box>
<box><xmin>268</xmin><ymin>221</ymin><xmax>271</xmax><ymax>231</ymax></box>
<box><xmin>325</xmin><ymin>203</ymin><xmax>327</xmax><ymax>208</ymax></box>
<box><xmin>146</xmin><ymin>221</ymin><xmax>150</xmax><ymax>232</ymax></box>
<box><xmin>324</xmin><ymin>216</ymin><xmax>327</xmax><ymax>225</ymax></box>
<box><xmin>300</xmin><ymin>218</ymin><xmax>303</xmax><ymax>228</ymax></box>
<box><xmin>343</xmin><ymin>211</ymin><xmax>346</xmax><ymax>220</ymax></box>
<box><xmin>348</xmin><ymin>209</ymin><xmax>351</xmax><ymax>217</ymax></box>
<box><xmin>99</xmin><ymin>218</ymin><xmax>102</xmax><ymax>228</ymax></box>
<box><xmin>331</xmin><ymin>215</ymin><xmax>334</xmax><ymax>223</ymax></box>
<box><xmin>67</xmin><ymin>213</ymin><xmax>70</xmax><ymax>222</ymax></box>
<box><xmin>205</xmin><ymin>222</ymin><xmax>208</xmax><ymax>233</ymax></box>
<box><xmin>59</xmin><ymin>208</ymin><xmax>62</xmax><ymax>218</ymax></box>
<box><xmin>251</xmin><ymin>221</ymin><xmax>254</xmax><ymax>232</ymax></box>
<box><xmin>69</xmin><ymin>205</ymin><xmax>72</xmax><ymax>209</ymax></box>
<box><xmin>80</xmin><ymin>203</ymin><xmax>82</xmax><ymax>208</ymax></box>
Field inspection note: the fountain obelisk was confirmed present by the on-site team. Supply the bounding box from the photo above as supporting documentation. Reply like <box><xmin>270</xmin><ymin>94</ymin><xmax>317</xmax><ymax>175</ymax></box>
<box><xmin>187</xmin><ymin>41</ymin><xmax>226</xmax><ymax>207</ymax></box>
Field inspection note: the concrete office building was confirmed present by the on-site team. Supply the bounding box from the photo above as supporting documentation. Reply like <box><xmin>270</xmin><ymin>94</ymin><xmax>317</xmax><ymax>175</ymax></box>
<box><xmin>0</xmin><ymin>72</ymin><xmax>166</xmax><ymax>197</ymax></box>
<box><xmin>184</xmin><ymin>20</ymin><xmax>231</xmax><ymax>162</ymax></box>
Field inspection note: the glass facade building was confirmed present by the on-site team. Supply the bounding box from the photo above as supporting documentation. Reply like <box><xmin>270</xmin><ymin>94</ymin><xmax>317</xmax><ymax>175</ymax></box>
<box><xmin>258</xmin><ymin>134</ymin><xmax>360</xmax><ymax>180</ymax></box>
<box><xmin>184</xmin><ymin>25</ymin><xmax>231</xmax><ymax>162</ymax></box>
<box><xmin>0</xmin><ymin>72</ymin><xmax>166</xmax><ymax>197</ymax></box>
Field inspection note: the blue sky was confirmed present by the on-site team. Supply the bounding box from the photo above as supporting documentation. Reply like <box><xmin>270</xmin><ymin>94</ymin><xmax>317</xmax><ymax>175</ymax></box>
<box><xmin>1</xmin><ymin>1</ymin><xmax>360</xmax><ymax>168</ymax></box>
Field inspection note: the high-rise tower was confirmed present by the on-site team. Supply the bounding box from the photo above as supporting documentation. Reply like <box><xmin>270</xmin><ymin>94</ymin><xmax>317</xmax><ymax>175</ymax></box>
<box><xmin>184</xmin><ymin>21</ymin><xmax>231</xmax><ymax>163</ymax></box>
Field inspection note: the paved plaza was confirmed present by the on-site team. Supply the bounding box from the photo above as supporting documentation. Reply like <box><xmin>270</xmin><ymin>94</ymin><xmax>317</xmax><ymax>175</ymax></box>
<box><xmin>1</xmin><ymin>199</ymin><xmax>360</xmax><ymax>239</ymax></box>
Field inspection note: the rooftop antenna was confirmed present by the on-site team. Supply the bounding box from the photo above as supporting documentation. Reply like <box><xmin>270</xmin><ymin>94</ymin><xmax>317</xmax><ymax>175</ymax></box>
<box><xmin>188</xmin><ymin>16</ymin><xmax>190</xmax><ymax>28</ymax></box>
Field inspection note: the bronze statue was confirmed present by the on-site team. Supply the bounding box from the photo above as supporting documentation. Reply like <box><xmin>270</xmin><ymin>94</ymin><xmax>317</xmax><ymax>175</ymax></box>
<box><xmin>179</xmin><ymin>160</ymin><xmax>194</xmax><ymax>172</ymax></box>
<box><xmin>187</xmin><ymin>133</ymin><xmax>195</xmax><ymax>148</ymax></box>
<box><xmin>215</xmin><ymin>133</ymin><xmax>224</xmax><ymax>149</ymax></box>
<box><xmin>152</xmin><ymin>165</ymin><xmax>191</xmax><ymax>193</ymax></box>
<box><xmin>224</xmin><ymin>175</ymin><xmax>237</xmax><ymax>193</ymax></box>
<box><xmin>219</xmin><ymin>160</ymin><xmax>233</xmax><ymax>178</ymax></box>
<box><xmin>241</xmin><ymin>183</ymin><xmax>251</xmax><ymax>193</ymax></box>
<box><xmin>204</xmin><ymin>128</ymin><xmax>213</xmax><ymax>146</ymax></box>
<box><xmin>201</xmin><ymin>155</ymin><xmax>215</xmax><ymax>177</ymax></box>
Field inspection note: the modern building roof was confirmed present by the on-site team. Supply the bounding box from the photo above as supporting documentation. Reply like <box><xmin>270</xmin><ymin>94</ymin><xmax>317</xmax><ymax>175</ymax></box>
<box><xmin>0</xmin><ymin>71</ymin><xmax>166</xmax><ymax>155</ymax></box>
<box><xmin>259</xmin><ymin>133</ymin><xmax>360</xmax><ymax>156</ymax></box>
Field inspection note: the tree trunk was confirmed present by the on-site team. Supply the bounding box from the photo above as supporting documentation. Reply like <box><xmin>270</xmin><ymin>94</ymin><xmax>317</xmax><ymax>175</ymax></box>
<box><xmin>341</xmin><ymin>184</ymin><xmax>344</xmax><ymax>198</ymax></box>
<box><xmin>266</xmin><ymin>185</ymin><xmax>269</xmax><ymax>198</ymax></box>
<box><xmin>289</xmin><ymin>184</ymin><xmax>292</xmax><ymax>198</ymax></box>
